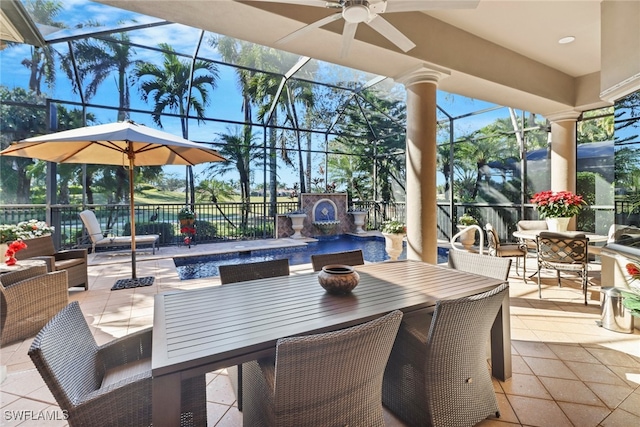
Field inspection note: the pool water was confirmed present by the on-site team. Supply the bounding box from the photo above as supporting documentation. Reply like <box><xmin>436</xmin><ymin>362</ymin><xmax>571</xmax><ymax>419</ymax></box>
<box><xmin>174</xmin><ymin>235</ymin><xmax>448</xmax><ymax>280</ymax></box>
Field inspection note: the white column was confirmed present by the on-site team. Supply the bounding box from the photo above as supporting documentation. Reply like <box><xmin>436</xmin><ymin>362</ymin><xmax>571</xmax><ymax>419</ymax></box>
<box><xmin>396</xmin><ymin>65</ymin><xmax>449</xmax><ymax>263</ymax></box>
<box><xmin>546</xmin><ymin>110</ymin><xmax>581</xmax><ymax>229</ymax></box>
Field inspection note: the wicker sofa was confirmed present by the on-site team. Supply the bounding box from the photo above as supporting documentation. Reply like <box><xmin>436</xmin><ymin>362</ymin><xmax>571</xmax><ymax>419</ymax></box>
<box><xmin>15</xmin><ymin>235</ymin><xmax>88</xmax><ymax>290</ymax></box>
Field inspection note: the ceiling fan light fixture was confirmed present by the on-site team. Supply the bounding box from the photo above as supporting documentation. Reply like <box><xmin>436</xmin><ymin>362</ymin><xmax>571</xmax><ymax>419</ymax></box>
<box><xmin>343</xmin><ymin>0</ymin><xmax>370</xmax><ymax>23</ymax></box>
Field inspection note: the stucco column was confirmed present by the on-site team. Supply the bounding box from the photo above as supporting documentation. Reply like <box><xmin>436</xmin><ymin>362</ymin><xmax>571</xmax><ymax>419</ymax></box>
<box><xmin>396</xmin><ymin>65</ymin><xmax>449</xmax><ymax>264</ymax></box>
<box><xmin>546</xmin><ymin>110</ymin><xmax>581</xmax><ymax>228</ymax></box>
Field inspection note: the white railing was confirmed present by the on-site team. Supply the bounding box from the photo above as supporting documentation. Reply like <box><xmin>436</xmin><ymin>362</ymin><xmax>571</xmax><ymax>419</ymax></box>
<box><xmin>450</xmin><ymin>224</ymin><xmax>485</xmax><ymax>254</ymax></box>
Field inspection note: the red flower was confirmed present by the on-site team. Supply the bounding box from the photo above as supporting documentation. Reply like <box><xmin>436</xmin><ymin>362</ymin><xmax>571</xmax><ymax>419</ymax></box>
<box><xmin>5</xmin><ymin>240</ymin><xmax>27</xmax><ymax>257</ymax></box>
<box><xmin>5</xmin><ymin>257</ymin><xmax>16</xmax><ymax>266</ymax></box>
<box><xmin>626</xmin><ymin>263</ymin><xmax>640</xmax><ymax>280</ymax></box>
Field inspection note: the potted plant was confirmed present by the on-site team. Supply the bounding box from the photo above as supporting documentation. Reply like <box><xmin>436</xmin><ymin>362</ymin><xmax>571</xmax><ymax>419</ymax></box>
<box><xmin>178</xmin><ymin>207</ymin><xmax>196</xmax><ymax>226</ymax></box>
<box><xmin>348</xmin><ymin>208</ymin><xmax>367</xmax><ymax>234</ymax></box>
<box><xmin>381</xmin><ymin>220</ymin><xmax>406</xmax><ymax>261</ymax></box>
<box><xmin>530</xmin><ymin>190</ymin><xmax>585</xmax><ymax>231</ymax></box>
<box><xmin>456</xmin><ymin>213</ymin><xmax>478</xmax><ymax>250</ymax></box>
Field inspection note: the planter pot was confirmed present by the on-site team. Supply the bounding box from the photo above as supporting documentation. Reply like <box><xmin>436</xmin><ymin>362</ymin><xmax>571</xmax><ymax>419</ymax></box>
<box><xmin>288</xmin><ymin>214</ymin><xmax>307</xmax><ymax>239</ymax></box>
<box><xmin>179</xmin><ymin>218</ymin><xmax>195</xmax><ymax>226</ymax></box>
<box><xmin>350</xmin><ymin>211</ymin><xmax>367</xmax><ymax>234</ymax></box>
<box><xmin>456</xmin><ymin>225</ymin><xmax>476</xmax><ymax>250</ymax></box>
<box><xmin>546</xmin><ymin>217</ymin><xmax>571</xmax><ymax>232</ymax></box>
<box><xmin>382</xmin><ymin>232</ymin><xmax>405</xmax><ymax>261</ymax></box>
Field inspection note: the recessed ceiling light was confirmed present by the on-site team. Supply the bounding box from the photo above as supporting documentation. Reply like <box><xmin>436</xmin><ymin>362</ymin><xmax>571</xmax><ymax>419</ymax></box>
<box><xmin>558</xmin><ymin>36</ymin><xmax>576</xmax><ymax>44</ymax></box>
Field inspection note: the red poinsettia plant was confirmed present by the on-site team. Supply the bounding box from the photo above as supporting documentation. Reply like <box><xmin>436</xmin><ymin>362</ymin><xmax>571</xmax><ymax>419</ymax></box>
<box><xmin>623</xmin><ymin>263</ymin><xmax>640</xmax><ymax>317</ymax></box>
<box><xmin>530</xmin><ymin>190</ymin><xmax>585</xmax><ymax>218</ymax></box>
<box><xmin>4</xmin><ymin>240</ymin><xmax>27</xmax><ymax>266</ymax></box>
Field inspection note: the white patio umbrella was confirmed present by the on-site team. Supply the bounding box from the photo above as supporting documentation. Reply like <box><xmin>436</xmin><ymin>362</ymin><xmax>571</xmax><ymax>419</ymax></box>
<box><xmin>0</xmin><ymin>120</ymin><xmax>226</xmax><ymax>287</ymax></box>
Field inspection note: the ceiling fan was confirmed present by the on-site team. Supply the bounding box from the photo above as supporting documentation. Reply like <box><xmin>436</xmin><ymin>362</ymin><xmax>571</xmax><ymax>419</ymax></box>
<box><xmin>247</xmin><ymin>0</ymin><xmax>479</xmax><ymax>57</ymax></box>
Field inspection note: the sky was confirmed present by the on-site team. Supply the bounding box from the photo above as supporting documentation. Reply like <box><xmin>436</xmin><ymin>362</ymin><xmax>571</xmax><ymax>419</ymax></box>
<box><xmin>0</xmin><ymin>0</ymin><xmax>512</xmax><ymax>191</ymax></box>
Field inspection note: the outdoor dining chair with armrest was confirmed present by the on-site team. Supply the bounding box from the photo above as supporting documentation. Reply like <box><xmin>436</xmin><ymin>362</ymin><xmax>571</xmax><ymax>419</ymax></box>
<box><xmin>382</xmin><ymin>283</ymin><xmax>509</xmax><ymax>427</ymax></box>
<box><xmin>311</xmin><ymin>249</ymin><xmax>364</xmax><ymax>271</ymax></box>
<box><xmin>242</xmin><ymin>310</ymin><xmax>403</xmax><ymax>427</ymax></box>
<box><xmin>219</xmin><ymin>257</ymin><xmax>291</xmax><ymax>410</ymax></box>
<box><xmin>28</xmin><ymin>301</ymin><xmax>206</xmax><ymax>427</ymax></box>
<box><xmin>486</xmin><ymin>223</ymin><xmax>527</xmax><ymax>279</ymax></box>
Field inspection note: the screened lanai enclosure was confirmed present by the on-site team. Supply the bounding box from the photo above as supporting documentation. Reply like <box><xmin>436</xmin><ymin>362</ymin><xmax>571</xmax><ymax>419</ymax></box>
<box><xmin>0</xmin><ymin>0</ymin><xmax>626</xmax><ymax>250</ymax></box>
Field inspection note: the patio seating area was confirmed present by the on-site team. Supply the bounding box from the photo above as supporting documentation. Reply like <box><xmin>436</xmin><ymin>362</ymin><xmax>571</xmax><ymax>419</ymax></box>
<box><xmin>1</xmin><ymin>242</ymin><xmax>640</xmax><ymax>426</ymax></box>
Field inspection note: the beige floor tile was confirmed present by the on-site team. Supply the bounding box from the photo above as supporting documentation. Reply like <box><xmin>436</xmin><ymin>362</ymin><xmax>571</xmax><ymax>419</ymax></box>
<box><xmin>565</xmin><ymin>360</ymin><xmax>629</xmax><ymax>386</ymax></box>
<box><xmin>538</xmin><ymin>376</ymin><xmax>603</xmax><ymax>406</ymax></box>
<box><xmin>510</xmin><ymin>355</ymin><xmax>533</xmax><ymax>376</ymax></box>
<box><xmin>522</xmin><ymin>356</ymin><xmax>578</xmax><ymax>380</ymax></box>
<box><xmin>547</xmin><ymin>343</ymin><xmax>600</xmax><ymax>363</ymax></box>
<box><xmin>506</xmin><ymin>395</ymin><xmax>572</xmax><ymax>427</ymax></box>
<box><xmin>206</xmin><ymin>373</ymin><xmax>237</xmax><ymax>406</ymax></box>
<box><xmin>586</xmin><ymin>382</ymin><xmax>635</xmax><ymax>409</ymax></box>
<box><xmin>600</xmin><ymin>408</ymin><xmax>640</xmax><ymax>426</ymax></box>
<box><xmin>511</xmin><ymin>341</ymin><xmax>557</xmax><ymax>359</ymax></box>
<box><xmin>556</xmin><ymin>402</ymin><xmax>610</xmax><ymax>427</ymax></box>
<box><xmin>500</xmin><ymin>373</ymin><xmax>551</xmax><ymax>399</ymax></box>
<box><xmin>618</xmin><ymin>388</ymin><xmax>640</xmax><ymax>417</ymax></box>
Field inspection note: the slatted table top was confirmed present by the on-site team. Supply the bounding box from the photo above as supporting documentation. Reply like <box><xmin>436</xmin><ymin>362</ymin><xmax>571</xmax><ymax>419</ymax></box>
<box><xmin>152</xmin><ymin>259</ymin><xmax>505</xmax><ymax>377</ymax></box>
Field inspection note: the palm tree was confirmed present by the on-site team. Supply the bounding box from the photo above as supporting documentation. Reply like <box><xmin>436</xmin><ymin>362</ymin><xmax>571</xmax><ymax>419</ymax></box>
<box><xmin>21</xmin><ymin>0</ymin><xmax>65</xmax><ymax>95</ymax></box>
<box><xmin>206</xmin><ymin>127</ymin><xmax>263</xmax><ymax>230</ymax></box>
<box><xmin>135</xmin><ymin>42</ymin><xmax>219</xmax><ymax>205</ymax></box>
<box><xmin>196</xmin><ymin>178</ymin><xmax>237</xmax><ymax>228</ymax></box>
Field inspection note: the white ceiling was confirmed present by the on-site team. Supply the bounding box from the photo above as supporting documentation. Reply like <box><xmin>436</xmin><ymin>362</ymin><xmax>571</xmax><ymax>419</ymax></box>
<box><xmin>95</xmin><ymin>0</ymin><xmax>612</xmax><ymax>116</ymax></box>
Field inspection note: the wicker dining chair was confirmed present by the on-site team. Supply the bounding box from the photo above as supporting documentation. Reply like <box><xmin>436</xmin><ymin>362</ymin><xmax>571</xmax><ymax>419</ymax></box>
<box><xmin>382</xmin><ymin>283</ymin><xmax>509</xmax><ymax>427</ymax></box>
<box><xmin>1</xmin><ymin>265</ymin><xmax>68</xmax><ymax>346</ymax></box>
<box><xmin>219</xmin><ymin>258</ymin><xmax>291</xmax><ymax>410</ymax></box>
<box><xmin>448</xmin><ymin>249</ymin><xmax>512</xmax><ymax>281</ymax></box>
<box><xmin>28</xmin><ymin>302</ymin><xmax>207</xmax><ymax>426</ymax></box>
<box><xmin>535</xmin><ymin>231</ymin><xmax>590</xmax><ymax>305</ymax></box>
<box><xmin>242</xmin><ymin>310</ymin><xmax>403</xmax><ymax>427</ymax></box>
<box><xmin>485</xmin><ymin>223</ymin><xmax>527</xmax><ymax>278</ymax></box>
<box><xmin>218</xmin><ymin>258</ymin><xmax>290</xmax><ymax>284</ymax></box>
<box><xmin>310</xmin><ymin>249</ymin><xmax>365</xmax><ymax>271</ymax></box>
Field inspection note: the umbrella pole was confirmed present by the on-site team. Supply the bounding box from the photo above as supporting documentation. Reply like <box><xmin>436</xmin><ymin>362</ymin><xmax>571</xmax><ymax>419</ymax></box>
<box><xmin>129</xmin><ymin>161</ymin><xmax>137</xmax><ymax>279</ymax></box>
<box><xmin>112</xmin><ymin>146</ymin><xmax>154</xmax><ymax>290</ymax></box>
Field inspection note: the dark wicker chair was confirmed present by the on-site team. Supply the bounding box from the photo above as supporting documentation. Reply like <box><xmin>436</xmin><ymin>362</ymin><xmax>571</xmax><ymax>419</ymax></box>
<box><xmin>28</xmin><ymin>302</ymin><xmax>207</xmax><ymax>426</ymax></box>
<box><xmin>242</xmin><ymin>310</ymin><xmax>403</xmax><ymax>427</ymax></box>
<box><xmin>535</xmin><ymin>231</ymin><xmax>590</xmax><ymax>304</ymax></box>
<box><xmin>1</xmin><ymin>265</ymin><xmax>68</xmax><ymax>346</ymax></box>
<box><xmin>219</xmin><ymin>257</ymin><xmax>291</xmax><ymax>410</ymax></box>
<box><xmin>448</xmin><ymin>249</ymin><xmax>512</xmax><ymax>281</ymax></box>
<box><xmin>219</xmin><ymin>258</ymin><xmax>290</xmax><ymax>284</ymax></box>
<box><xmin>310</xmin><ymin>249</ymin><xmax>365</xmax><ymax>271</ymax></box>
<box><xmin>15</xmin><ymin>234</ymin><xmax>88</xmax><ymax>290</ymax></box>
<box><xmin>485</xmin><ymin>223</ymin><xmax>527</xmax><ymax>278</ymax></box>
<box><xmin>383</xmin><ymin>283</ymin><xmax>509</xmax><ymax>427</ymax></box>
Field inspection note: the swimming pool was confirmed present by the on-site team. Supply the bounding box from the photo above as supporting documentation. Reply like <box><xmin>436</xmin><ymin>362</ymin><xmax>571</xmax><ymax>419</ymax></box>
<box><xmin>174</xmin><ymin>235</ymin><xmax>449</xmax><ymax>280</ymax></box>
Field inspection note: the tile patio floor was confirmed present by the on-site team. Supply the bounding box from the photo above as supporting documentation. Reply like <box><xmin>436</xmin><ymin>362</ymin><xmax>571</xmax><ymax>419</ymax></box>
<box><xmin>1</xmin><ymin>240</ymin><xmax>640</xmax><ymax>426</ymax></box>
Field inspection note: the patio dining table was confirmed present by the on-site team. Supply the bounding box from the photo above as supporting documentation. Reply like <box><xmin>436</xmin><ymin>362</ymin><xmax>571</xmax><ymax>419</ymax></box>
<box><xmin>151</xmin><ymin>259</ymin><xmax>511</xmax><ymax>426</ymax></box>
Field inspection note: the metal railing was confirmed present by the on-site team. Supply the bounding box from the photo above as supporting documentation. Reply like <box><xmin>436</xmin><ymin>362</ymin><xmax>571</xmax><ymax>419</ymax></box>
<box><xmin>1</xmin><ymin>201</ymin><xmax>613</xmax><ymax>251</ymax></box>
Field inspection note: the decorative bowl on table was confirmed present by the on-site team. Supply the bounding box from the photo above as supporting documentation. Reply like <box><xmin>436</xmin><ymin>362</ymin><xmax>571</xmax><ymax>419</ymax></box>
<box><xmin>317</xmin><ymin>264</ymin><xmax>360</xmax><ymax>294</ymax></box>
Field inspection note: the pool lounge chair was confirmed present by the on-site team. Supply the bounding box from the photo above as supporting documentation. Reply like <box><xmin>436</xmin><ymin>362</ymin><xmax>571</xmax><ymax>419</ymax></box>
<box><xmin>79</xmin><ymin>210</ymin><xmax>159</xmax><ymax>255</ymax></box>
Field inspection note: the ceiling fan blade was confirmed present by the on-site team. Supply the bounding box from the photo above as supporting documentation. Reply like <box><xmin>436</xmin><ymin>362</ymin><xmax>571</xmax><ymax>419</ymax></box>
<box><xmin>276</xmin><ymin>12</ymin><xmax>342</xmax><ymax>45</ymax></box>
<box><xmin>248</xmin><ymin>0</ymin><xmax>334</xmax><ymax>7</ymax></box>
<box><xmin>384</xmin><ymin>0</ymin><xmax>480</xmax><ymax>13</ymax></box>
<box><xmin>340</xmin><ymin>21</ymin><xmax>358</xmax><ymax>57</ymax></box>
<box><xmin>366</xmin><ymin>14</ymin><xmax>415</xmax><ymax>52</ymax></box>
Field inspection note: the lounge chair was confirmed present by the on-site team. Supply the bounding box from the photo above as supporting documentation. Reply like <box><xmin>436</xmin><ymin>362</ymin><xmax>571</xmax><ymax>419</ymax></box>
<box><xmin>79</xmin><ymin>210</ymin><xmax>159</xmax><ymax>254</ymax></box>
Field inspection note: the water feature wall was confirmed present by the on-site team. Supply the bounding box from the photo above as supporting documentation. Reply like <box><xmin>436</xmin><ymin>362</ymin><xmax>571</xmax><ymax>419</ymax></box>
<box><xmin>276</xmin><ymin>193</ymin><xmax>356</xmax><ymax>238</ymax></box>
